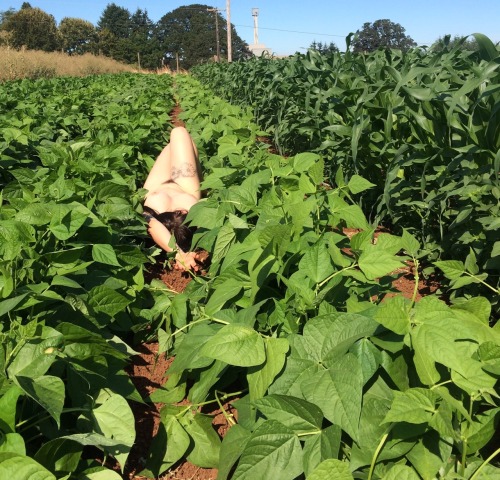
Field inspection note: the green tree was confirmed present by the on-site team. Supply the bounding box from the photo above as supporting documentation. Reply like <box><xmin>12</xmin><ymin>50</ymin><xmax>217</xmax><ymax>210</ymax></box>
<box><xmin>96</xmin><ymin>3</ymin><xmax>133</xmax><ymax>62</ymax></box>
<box><xmin>352</xmin><ymin>19</ymin><xmax>416</xmax><ymax>53</ymax></box>
<box><xmin>0</xmin><ymin>8</ymin><xmax>15</xmax><ymax>45</ymax></box>
<box><xmin>59</xmin><ymin>17</ymin><xmax>97</xmax><ymax>55</ymax></box>
<box><xmin>309</xmin><ymin>40</ymin><xmax>338</xmax><ymax>54</ymax></box>
<box><xmin>4</xmin><ymin>6</ymin><xmax>59</xmax><ymax>51</ymax></box>
<box><xmin>156</xmin><ymin>4</ymin><xmax>250</xmax><ymax>70</ymax></box>
<box><xmin>130</xmin><ymin>8</ymin><xmax>163</xmax><ymax>69</ymax></box>
<box><xmin>431</xmin><ymin>34</ymin><xmax>479</xmax><ymax>52</ymax></box>
<box><xmin>97</xmin><ymin>3</ymin><xmax>131</xmax><ymax>38</ymax></box>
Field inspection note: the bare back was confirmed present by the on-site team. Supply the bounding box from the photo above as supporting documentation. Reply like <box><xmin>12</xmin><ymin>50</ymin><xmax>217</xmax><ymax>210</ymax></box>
<box><xmin>144</xmin><ymin>182</ymin><xmax>198</xmax><ymax>213</ymax></box>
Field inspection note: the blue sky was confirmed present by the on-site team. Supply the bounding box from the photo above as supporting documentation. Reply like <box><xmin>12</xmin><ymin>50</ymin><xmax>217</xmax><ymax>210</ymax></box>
<box><xmin>3</xmin><ymin>0</ymin><xmax>499</xmax><ymax>55</ymax></box>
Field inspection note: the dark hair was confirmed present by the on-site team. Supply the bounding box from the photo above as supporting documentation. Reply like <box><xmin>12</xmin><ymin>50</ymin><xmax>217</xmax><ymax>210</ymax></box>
<box><xmin>143</xmin><ymin>206</ymin><xmax>195</xmax><ymax>252</ymax></box>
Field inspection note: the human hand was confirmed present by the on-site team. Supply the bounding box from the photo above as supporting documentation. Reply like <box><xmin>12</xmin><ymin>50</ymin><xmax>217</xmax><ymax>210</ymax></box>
<box><xmin>174</xmin><ymin>251</ymin><xmax>202</xmax><ymax>272</ymax></box>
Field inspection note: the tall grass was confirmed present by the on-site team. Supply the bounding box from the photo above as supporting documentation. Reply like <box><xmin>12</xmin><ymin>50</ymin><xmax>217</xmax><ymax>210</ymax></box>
<box><xmin>0</xmin><ymin>47</ymin><xmax>136</xmax><ymax>82</ymax></box>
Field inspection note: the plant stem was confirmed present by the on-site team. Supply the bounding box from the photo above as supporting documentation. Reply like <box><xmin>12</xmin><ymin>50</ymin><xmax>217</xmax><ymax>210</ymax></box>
<box><xmin>410</xmin><ymin>258</ymin><xmax>420</xmax><ymax>306</ymax></box>
<box><xmin>17</xmin><ymin>407</ymin><xmax>88</xmax><ymax>432</ymax></box>
<box><xmin>368</xmin><ymin>431</ymin><xmax>390</xmax><ymax>480</ymax></box>
<box><xmin>465</xmin><ymin>272</ymin><xmax>500</xmax><ymax>295</ymax></box>
<box><xmin>318</xmin><ymin>264</ymin><xmax>356</xmax><ymax>289</ymax></box>
<box><xmin>169</xmin><ymin>315</ymin><xmax>229</xmax><ymax>339</ymax></box>
<box><xmin>469</xmin><ymin>447</ymin><xmax>500</xmax><ymax>480</ymax></box>
<box><xmin>175</xmin><ymin>390</ymin><xmax>246</xmax><ymax>418</ymax></box>
<box><xmin>215</xmin><ymin>390</ymin><xmax>236</xmax><ymax>427</ymax></box>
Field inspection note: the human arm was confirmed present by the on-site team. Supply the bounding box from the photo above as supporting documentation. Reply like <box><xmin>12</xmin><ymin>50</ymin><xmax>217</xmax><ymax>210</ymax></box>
<box><xmin>147</xmin><ymin>217</ymin><xmax>200</xmax><ymax>271</ymax></box>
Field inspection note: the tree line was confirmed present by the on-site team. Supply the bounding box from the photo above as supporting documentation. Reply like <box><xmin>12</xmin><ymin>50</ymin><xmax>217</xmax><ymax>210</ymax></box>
<box><xmin>0</xmin><ymin>2</ymin><xmax>251</xmax><ymax>70</ymax></box>
<box><xmin>0</xmin><ymin>3</ymin><xmax>482</xmax><ymax>71</ymax></box>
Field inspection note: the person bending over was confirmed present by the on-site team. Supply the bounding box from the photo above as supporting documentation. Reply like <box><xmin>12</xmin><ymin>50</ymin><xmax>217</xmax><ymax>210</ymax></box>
<box><xmin>142</xmin><ymin>127</ymin><xmax>203</xmax><ymax>271</ymax></box>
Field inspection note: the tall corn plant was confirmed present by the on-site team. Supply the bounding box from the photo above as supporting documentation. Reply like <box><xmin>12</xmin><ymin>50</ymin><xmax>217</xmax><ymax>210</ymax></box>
<box><xmin>192</xmin><ymin>35</ymin><xmax>500</xmax><ymax>311</ymax></box>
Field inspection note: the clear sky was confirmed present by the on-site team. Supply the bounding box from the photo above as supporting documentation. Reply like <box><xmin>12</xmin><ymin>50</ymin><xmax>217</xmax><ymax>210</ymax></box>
<box><xmin>3</xmin><ymin>0</ymin><xmax>499</xmax><ymax>56</ymax></box>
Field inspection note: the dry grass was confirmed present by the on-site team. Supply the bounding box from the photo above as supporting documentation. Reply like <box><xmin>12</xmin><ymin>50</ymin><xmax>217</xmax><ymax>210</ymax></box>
<box><xmin>0</xmin><ymin>47</ymin><xmax>136</xmax><ymax>82</ymax></box>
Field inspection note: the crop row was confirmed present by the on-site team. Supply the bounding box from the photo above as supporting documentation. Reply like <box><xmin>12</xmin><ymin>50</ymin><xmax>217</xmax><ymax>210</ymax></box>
<box><xmin>144</xmin><ymin>75</ymin><xmax>500</xmax><ymax>479</ymax></box>
<box><xmin>0</xmin><ymin>72</ymin><xmax>499</xmax><ymax>479</ymax></box>
<box><xmin>191</xmin><ymin>35</ymin><xmax>500</xmax><ymax>309</ymax></box>
<box><xmin>0</xmin><ymin>74</ymin><xmax>177</xmax><ymax>478</ymax></box>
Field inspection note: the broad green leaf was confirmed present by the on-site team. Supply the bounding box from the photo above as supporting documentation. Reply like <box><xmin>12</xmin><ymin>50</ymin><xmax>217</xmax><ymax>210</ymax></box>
<box><xmin>0</xmin><ymin>385</ymin><xmax>23</xmax><ymax>433</ymax></box>
<box><xmin>232</xmin><ymin>420</ymin><xmax>303</xmax><ymax>480</ymax></box>
<box><xmin>359</xmin><ymin>246</ymin><xmax>403</xmax><ymax>280</ymax></box>
<box><xmin>15</xmin><ymin>375</ymin><xmax>65</xmax><ymax>426</ymax></box>
<box><xmin>380</xmin><ymin>351</ymin><xmax>410</xmax><ymax>392</ymax></box>
<box><xmin>347</xmin><ymin>175</ymin><xmax>375</xmax><ymax>194</ymax></box>
<box><xmin>434</xmin><ymin>260</ymin><xmax>465</xmax><ymax>280</ymax></box>
<box><xmin>254</xmin><ymin>395</ymin><xmax>323</xmax><ymax>434</ymax></box>
<box><xmin>15</xmin><ymin>203</ymin><xmax>53</xmax><ymax>225</ymax></box>
<box><xmin>88</xmin><ymin>286</ymin><xmax>131</xmax><ymax>317</ymax></box>
<box><xmin>383</xmin><ymin>388</ymin><xmax>438</xmax><ymax>425</ymax></box>
<box><xmin>51</xmin><ymin>275</ymin><xmax>84</xmax><ymax>290</ymax></box>
<box><xmin>320</xmin><ymin>313</ymin><xmax>380</xmax><ymax>366</ymax></box>
<box><xmin>0</xmin><ymin>294</ymin><xmax>29</xmax><ymax>317</ymax></box>
<box><xmin>382</xmin><ymin>464</ymin><xmax>420</xmax><ymax>480</ymax></box>
<box><xmin>183</xmin><ymin>414</ymin><xmax>221</xmax><ymax>468</ymax></box>
<box><xmin>0</xmin><ymin>433</ymin><xmax>25</xmax><ymax>455</ymax></box>
<box><xmin>8</xmin><ymin>336</ymin><xmax>63</xmax><ymax>379</ymax></box>
<box><xmin>308</xmin><ymin>459</ymin><xmax>353</xmax><ymax>480</ymax></box>
<box><xmin>145</xmin><ymin>413</ymin><xmax>190</xmax><ymax>476</ymax></box>
<box><xmin>188</xmin><ymin>360</ymin><xmax>227</xmax><ymax>403</ymax></box>
<box><xmin>212</xmin><ymin>224</ymin><xmax>236</xmax><ymax>264</ymax></box>
<box><xmin>374</xmin><ymin>295</ymin><xmax>411</xmax><ymax>335</ymax></box>
<box><xmin>79</xmin><ymin>468</ymin><xmax>123</xmax><ymax>479</ymax></box>
<box><xmin>34</xmin><ymin>438</ymin><xmax>82</xmax><ymax>475</ymax></box>
<box><xmin>268</xmin><ymin>357</ymin><xmax>322</xmax><ymax>397</ymax></box>
<box><xmin>204</xmin><ymin>278</ymin><xmax>242</xmax><ymax>316</ymax></box>
<box><xmin>451</xmin><ymin>297</ymin><xmax>491</xmax><ymax>325</ymax></box>
<box><xmin>302</xmin><ymin>425</ymin><xmax>341</xmax><ymax>476</ymax></box>
<box><xmin>0</xmin><ymin>452</ymin><xmax>56</xmax><ymax>480</ymax></box>
<box><xmin>406</xmin><ymin>431</ymin><xmax>452</xmax><ymax>480</ymax></box>
<box><xmin>49</xmin><ymin>203</ymin><xmax>89</xmax><ymax>240</ymax></box>
<box><xmin>92</xmin><ymin>391</ymin><xmax>135</xmax><ymax>471</ymax></box>
<box><xmin>92</xmin><ymin>244</ymin><xmax>121</xmax><ymax>266</ymax></box>
<box><xmin>299</xmin><ymin>242</ymin><xmax>334</xmax><ymax>284</ymax></box>
<box><xmin>462</xmin><ymin>407</ymin><xmax>500</xmax><ymax>453</ymax></box>
<box><xmin>167</xmin><ymin>323</ymin><xmax>218</xmax><ymax>374</ymax></box>
<box><xmin>350</xmin><ymin>338</ymin><xmax>381</xmax><ymax>386</ymax></box>
<box><xmin>301</xmin><ymin>355</ymin><xmax>362</xmax><ymax>442</ymax></box>
<box><xmin>401</xmin><ymin>229</ymin><xmax>420</xmax><ymax>256</ymax></box>
<box><xmin>247</xmin><ymin>337</ymin><xmax>289</xmax><ymax>400</ymax></box>
<box><xmin>217</xmin><ymin>425</ymin><xmax>251</xmax><ymax>480</ymax></box>
<box><xmin>338</xmin><ymin>205</ymin><xmax>370</xmax><ymax>229</ymax></box>
<box><xmin>292</xmin><ymin>152</ymin><xmax>320</xmax><ymax>172</ymax></box>
<box><xmin>200</xmin><ymin>324</ymin><xmax>265</xmax><ymax>367</ymax></box>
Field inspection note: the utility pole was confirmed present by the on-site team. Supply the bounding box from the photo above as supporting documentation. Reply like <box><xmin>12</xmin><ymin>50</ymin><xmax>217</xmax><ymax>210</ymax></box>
<box><xmin>207</xmin><ymin>8</ymin><xmax>221</xmax><ymax>62</ymax></box>
<box><xmin>226</xmin><ymin>0</ymin><xmax>232</xmax><ymax>62</ymax></box>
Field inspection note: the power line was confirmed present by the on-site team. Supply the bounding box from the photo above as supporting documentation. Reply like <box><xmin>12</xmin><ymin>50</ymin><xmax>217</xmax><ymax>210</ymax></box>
<box><xmin>233</xmin><ymin>23</ymin><xmax>347</xmax><ymax>38</ymax></box>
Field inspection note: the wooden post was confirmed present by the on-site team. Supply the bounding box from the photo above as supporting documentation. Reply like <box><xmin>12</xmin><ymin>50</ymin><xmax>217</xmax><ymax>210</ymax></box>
<box><xmin>226</xmin><ymin>0</ymin><xmax>232</xmax><ymax>62</ymax></box>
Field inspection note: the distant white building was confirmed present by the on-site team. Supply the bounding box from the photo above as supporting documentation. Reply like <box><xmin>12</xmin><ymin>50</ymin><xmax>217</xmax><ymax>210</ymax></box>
<box><xmin>248</xmin><ymin>8</ymin><xmax>272</xmax><ymax>56</ymax></box>
<box><xmin>248</xmin><ymin>43</ymin><xmax>272</xmax><ymax>56</ymax></box>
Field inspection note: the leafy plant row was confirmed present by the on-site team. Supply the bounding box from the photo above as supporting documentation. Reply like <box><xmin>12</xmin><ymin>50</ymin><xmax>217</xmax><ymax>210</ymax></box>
<box><xmin>0</xmin><ymin>74</ymin><xmax>180</xmax><ymax>478</ymax></box>
<box><xmin>191</xmin><ymin>35</ymin><xmax>500</xmax><ymax>311</ymax></box>
<box><xmin>1</xmin><ymin>72</ymin><xmax>499</xmax><ymax>479</ymax></box>
<box><xmin>138</xmin><ymin>75</ymin><xmax>500</xmax><ymax>479</ymax></box>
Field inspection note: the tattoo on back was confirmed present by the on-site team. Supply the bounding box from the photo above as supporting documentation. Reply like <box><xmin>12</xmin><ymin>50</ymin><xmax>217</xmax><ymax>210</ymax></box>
<box><xmin>172</xmin><ymin>163</ymin><xmax>197</xmax><ymax>180</ymax></box>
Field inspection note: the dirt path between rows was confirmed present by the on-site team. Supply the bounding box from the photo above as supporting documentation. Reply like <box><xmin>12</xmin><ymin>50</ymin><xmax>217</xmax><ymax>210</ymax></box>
<box><xmin>123</xmin><ymin>105</ymin><xmax>440</xmax><ymax>480</ymax></box>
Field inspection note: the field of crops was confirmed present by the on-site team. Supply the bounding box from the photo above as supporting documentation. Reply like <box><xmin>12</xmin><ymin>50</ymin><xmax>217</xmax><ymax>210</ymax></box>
<box><xmin>0</xmin><ymin>44</ymin><xmax>499</xmax><ymax>480</ymax></box>
<box><xmin>192</xmin><ymin>34</ymin><xmax>500</xmax><ymax>311</ymax></box>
